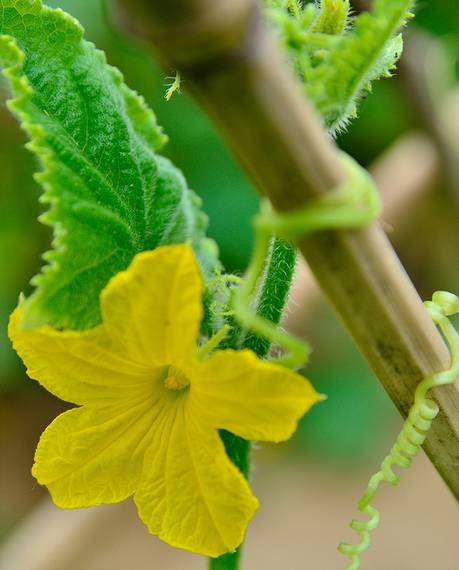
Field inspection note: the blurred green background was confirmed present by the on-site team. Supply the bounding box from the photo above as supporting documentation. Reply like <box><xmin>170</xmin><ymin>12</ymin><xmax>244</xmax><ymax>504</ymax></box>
<box><xmin>1</xmin><ymin>1</ymin><xmax>458</xmax><ymax>568</ymax></box>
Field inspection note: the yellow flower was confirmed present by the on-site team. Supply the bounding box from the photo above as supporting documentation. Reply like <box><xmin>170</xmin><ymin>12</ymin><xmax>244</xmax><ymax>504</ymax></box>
<box><xmin>9</xmin><ymin>244</ymin><xmax>320</xmax><ymax>556</ymax></box>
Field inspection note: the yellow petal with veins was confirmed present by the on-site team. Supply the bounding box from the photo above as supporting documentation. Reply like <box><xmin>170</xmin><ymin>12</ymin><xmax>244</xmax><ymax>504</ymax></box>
<box><xmin>135</xmin><ymin>398</ymin><xmax>258</xmax><ymax>557</ymax></box>
<box><xmin>8</xmin><ymin>307</ymin><xmax>156</xmax><ymax>407</ymax></box>
<box><xmin>100</xmin><ymin>244</ymin><xmax>203</xmax><ymax>368</ymax></box>
<box><xmin>33</xmin><ymin>396</ymin><xmax>164</xmax><ymax>508</ymax></box>
<box><xmin>190</xmin><ymin>349</ymin><xmax>321</xmax><ymax>442</ymax></box>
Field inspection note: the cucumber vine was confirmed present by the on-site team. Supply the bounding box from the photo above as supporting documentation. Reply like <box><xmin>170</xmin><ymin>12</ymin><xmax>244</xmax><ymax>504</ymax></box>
<box><xmin>1</xmin><ymin>1</ymin><xmax>456</xmax><ymax>570</ymax></box>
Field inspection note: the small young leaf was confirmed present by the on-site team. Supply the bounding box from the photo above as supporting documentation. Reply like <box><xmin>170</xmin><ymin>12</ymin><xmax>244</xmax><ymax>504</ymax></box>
<box><xmin>266</xmin><ymin>0</ymin><xmax>414</xmax><ymax>133</ymax></box>
<box><xmin>0</xmin><ymin>0</ymin><xmax>219</xmax><ymax>331</ymax></box>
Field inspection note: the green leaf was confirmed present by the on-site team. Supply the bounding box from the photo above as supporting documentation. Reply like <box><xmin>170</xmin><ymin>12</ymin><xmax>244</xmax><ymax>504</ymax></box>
<box><xmin>266</xmin><ymin>0</ymin><xmax>414</xmax><ymax>133</ymax></box>
<box><xmin>0</xmin><ymin>0</ymin><xmax>219</xmax><ymax>331</ymax></box>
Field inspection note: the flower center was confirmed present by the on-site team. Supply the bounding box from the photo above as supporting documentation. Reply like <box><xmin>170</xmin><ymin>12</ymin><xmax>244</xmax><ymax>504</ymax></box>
<box><xmin>164</xmin><ymin>365</ymin><xmax>190</xmax><ymax>391</ymax></box>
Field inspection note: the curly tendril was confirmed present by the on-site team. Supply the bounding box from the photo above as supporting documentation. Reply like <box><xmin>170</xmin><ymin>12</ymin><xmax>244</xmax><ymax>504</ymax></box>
<box><xmin>233</xmin><ymin>152</ymin><xmax>381</xmax><ymax>369</ymax></box>
<box><xmin>338</xmin><ymin>291</ymin><xmax>459</xmax><ymax>570</ymax></box>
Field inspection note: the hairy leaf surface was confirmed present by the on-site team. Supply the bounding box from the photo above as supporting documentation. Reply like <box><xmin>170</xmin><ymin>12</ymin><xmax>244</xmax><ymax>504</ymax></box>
<box><xmin>0</xmin><ymin>0</ymin><xmax>218</xmax><ymax>330</ymax></box>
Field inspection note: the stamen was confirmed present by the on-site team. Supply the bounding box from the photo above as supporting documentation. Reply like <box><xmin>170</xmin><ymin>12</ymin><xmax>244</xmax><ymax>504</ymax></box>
<box><xmin>164</xmin><ymin>365</ymin><xmax>190</xmax><ymax>391</ymax></box>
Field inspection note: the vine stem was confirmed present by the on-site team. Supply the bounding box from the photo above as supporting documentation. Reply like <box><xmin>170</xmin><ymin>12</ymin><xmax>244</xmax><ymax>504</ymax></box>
<box><xmin>210</xmin><ymin>238</ymin><xmax>297</xmax><ymax>570</ymax></box>
<box><xmin>118</xmin><ymin>0</ymin><xmax>459</xmax><ymax>498</ymax></box>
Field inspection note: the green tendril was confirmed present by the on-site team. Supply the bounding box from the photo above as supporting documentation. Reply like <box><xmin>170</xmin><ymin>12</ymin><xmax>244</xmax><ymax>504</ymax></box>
<box><xmin>338</xmin><ymin>291</ymin><xmax>459</xmax><ymax>570</ymax></box>
<box><xmin>233</xmin><ymin>152</ymin><xmax>381</xmax><ymax>369</ymax></box>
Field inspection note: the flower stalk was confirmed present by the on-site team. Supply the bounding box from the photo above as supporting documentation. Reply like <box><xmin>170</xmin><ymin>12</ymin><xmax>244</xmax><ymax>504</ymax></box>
<box><xmin>210</xmin><ymin>237</ymin><xmax>297</xmax><ymax>569</ymax></box>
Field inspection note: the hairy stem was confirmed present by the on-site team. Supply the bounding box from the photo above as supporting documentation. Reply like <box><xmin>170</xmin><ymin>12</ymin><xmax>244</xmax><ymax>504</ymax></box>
<box><xmin>243</xmin><ymin>238</ymin><xmax>297</xmax><ymax>356</ymax></box>
<box><xmin>210</xmin><ymin>238</ymin><xmax>297</xmax><ymax>570</ymax></box>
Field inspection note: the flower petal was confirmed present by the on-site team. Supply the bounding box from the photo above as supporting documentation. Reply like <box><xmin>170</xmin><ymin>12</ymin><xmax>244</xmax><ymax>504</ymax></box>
<box><xmin>134</xmin><ymin>399</ymin><xmax>258</xmax><ymax>557</ymax></box>
<box><xmin>191</xmin><ymin>349</ymin><xmax>321</xmax><ymax>442</ymax></box>
<box><xmin>100</xmin><ymin>244</ymin><xmax>203</xmax><ymax>367</ymax></box>
<box><xmin>32</xmin><ymin>397</ymin><xmax>164</xmax><ymax>508</ymax></box>
<box><xmin>8</xmin><ymin>307</ymin><xmax>158</xmax><ymax>407</ymax></box>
